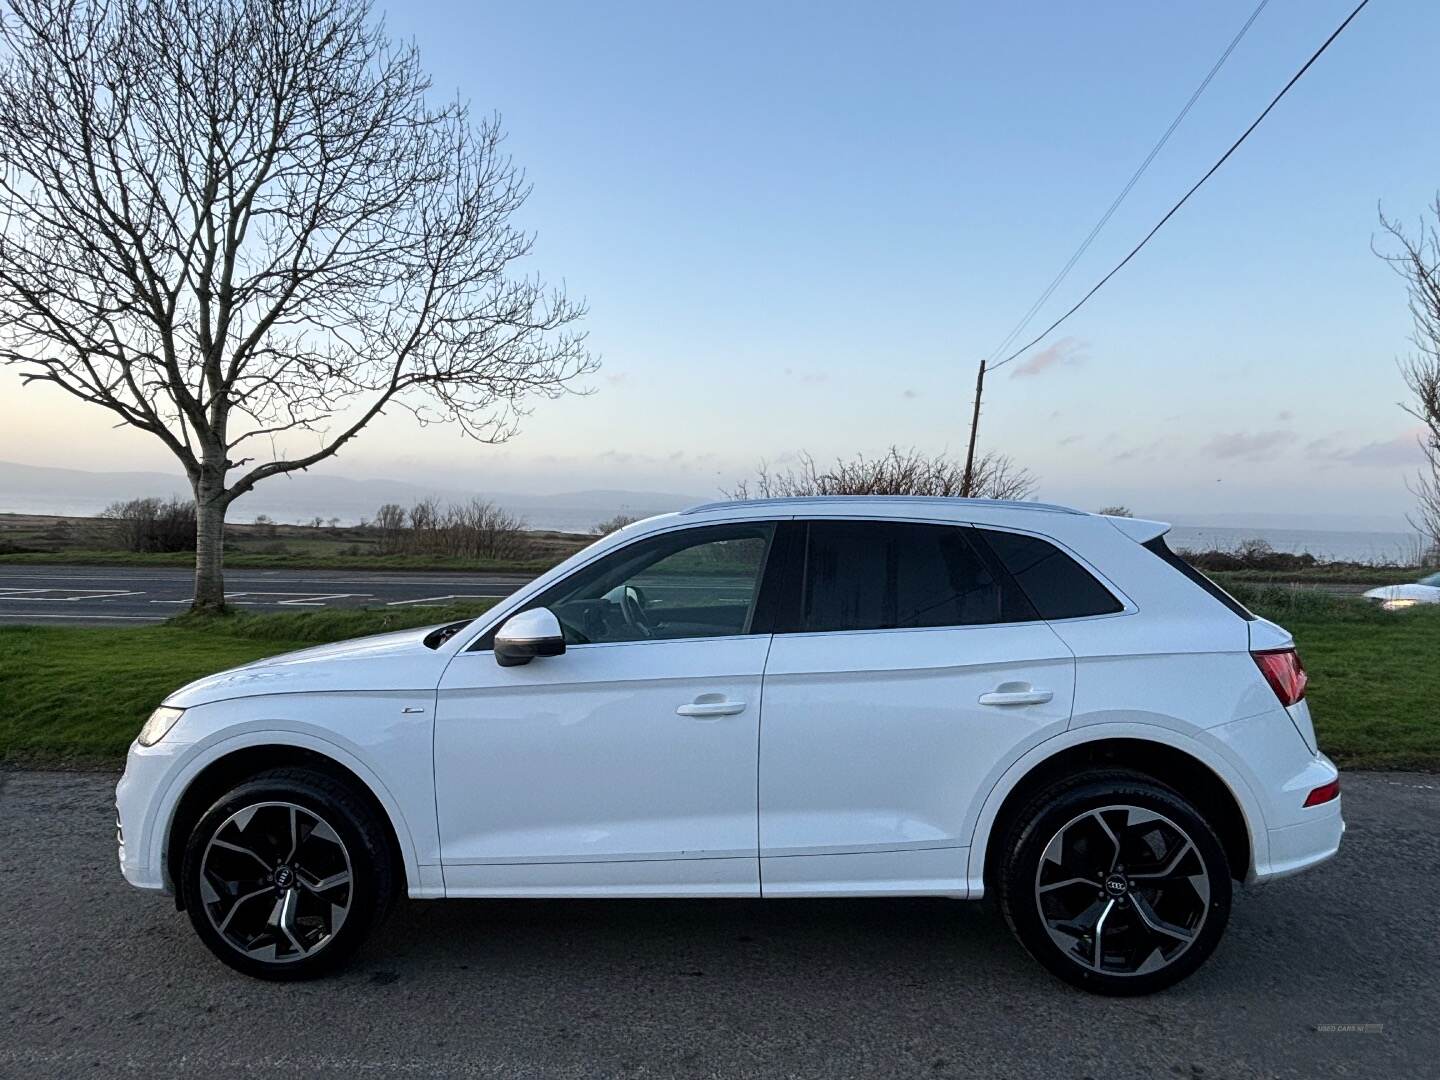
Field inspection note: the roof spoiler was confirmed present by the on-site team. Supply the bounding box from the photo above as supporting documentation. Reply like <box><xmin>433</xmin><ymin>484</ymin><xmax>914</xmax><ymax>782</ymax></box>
<box><xmin>1103</xmin><ymin>515</ymin><xmax>1171</xmax><ymax>545</ymax></box>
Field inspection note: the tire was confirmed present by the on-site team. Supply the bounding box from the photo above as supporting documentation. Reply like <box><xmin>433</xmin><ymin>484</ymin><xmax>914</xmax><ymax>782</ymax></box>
<box><xmin>998</xmin><ymin>769</ymin><xmax>1231</xmax><ymax>996</ymax></box>
<box><xmin>180</xmin><ymin>767</ymin><xmax>395</xmax><ymax>980</ymax></box>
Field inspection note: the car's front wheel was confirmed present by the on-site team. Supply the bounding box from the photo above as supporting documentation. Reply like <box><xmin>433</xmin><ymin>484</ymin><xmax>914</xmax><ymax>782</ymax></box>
<box><xmin>180</xmin><ymin>767</ymin><xmax>394</xmax><ymax>979</ymax></box>
<box><xmin>998</xmin><ymin>770</ymin><xmax>1232</xmax><ymax>995</ymax></box>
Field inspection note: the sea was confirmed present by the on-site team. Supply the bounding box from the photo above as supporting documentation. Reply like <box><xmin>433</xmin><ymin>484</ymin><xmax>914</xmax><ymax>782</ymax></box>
<box><xmin>2</xmin><ymin>490</ymin><xmax>1429</xmax><ymax>565</ymax></box>
<box><xmin>1165</xmin><ymin>525</ymin><xmax>1428</xmax><ymax>566</ymax></box>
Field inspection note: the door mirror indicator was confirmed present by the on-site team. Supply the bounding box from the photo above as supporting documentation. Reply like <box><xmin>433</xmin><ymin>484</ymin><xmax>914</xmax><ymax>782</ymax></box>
<box><xmin>494</xmin><ymin>608</ymin><xmax>567</xmax><ymax>667</ymax></box>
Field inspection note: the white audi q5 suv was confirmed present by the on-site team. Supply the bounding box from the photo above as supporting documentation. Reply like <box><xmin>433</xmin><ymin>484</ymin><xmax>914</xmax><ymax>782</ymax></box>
<box><xmin>116</xmin><ymin>497</ymin><xmax>1343</xmax><ymax>994</ymax></box>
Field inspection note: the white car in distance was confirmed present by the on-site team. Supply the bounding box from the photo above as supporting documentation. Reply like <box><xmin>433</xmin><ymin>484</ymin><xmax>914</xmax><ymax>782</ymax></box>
<box><xmin>116</xmin><ymin>497</ymin><xmax>1343</xmax><ymax>994</ymax></box>
<box><xmin>1363</xmin><ymin>571</ymin><xmax>1440</xmax><ymax>610</ymax></box>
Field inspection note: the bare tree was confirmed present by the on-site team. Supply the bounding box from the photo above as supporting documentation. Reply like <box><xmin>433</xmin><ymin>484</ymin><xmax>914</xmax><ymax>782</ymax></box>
<box><xmin>372</xmin><ymin>497</ymin><xmax>527</xmax><ymax>560</ymax></box>
<box><xmin>1378</xmin><ymin>201</ymin><xmax>1440</xmax><ymax>554</ymax></box>
<box><xmin>100</xmin><ymin>495</ymin><xmax>196</xmax><ymax>552</ymax></box>
<box><xmin>727</xmin><ymin>446</ymin><xmax>1036</xmax><ymax>501</ymax></box>
<box><xmin>1098</xmin><ymin>505</ymin><xmax>1134</xmax><ymax>517</ymax></box>
<box><xmin>593</xmin><ymin>513</ymin><xmax>640</xmax><ymax>536</ymax></box>
<box><xmin>372</xmin><ymin>502</ymin><xmax>408</xmax><ymax>555</ymax></box>
<box><xmin>0</xmin><ymin>0</ymin><xmax>593</xmax><ymax>609</ymax></box>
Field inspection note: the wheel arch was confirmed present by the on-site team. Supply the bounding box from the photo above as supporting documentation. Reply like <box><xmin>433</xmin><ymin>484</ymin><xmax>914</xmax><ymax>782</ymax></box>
<box><xmin>162</xmin><ymin>740</ymin><xmax>412</xmax><ymax>909</ymax></box>
<box><xmin>972</xmin><ymin>734</ymin><xmax>1257</xmax><ymax>894</ymax></box>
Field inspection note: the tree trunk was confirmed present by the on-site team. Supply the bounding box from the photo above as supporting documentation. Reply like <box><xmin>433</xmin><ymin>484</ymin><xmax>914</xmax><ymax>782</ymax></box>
<box><xmin>193</xmin><ymin>490</ymin><xmax>228</xmax><ymax>613</ymax></box>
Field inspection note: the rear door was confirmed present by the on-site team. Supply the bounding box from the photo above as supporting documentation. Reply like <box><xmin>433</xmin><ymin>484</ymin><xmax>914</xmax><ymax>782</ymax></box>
<box><xmin>758</xmin><ymin>519</ymin><xmax>1076</xmax><ymax>897</ymax></box>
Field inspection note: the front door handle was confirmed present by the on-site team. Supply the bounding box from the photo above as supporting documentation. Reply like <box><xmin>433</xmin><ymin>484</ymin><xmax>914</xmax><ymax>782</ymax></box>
<box><xmin>676</xmin><ymin>697</ymin><xmax>747</xmax><ymax>718</ymax></box>
<box><xmin>978</xmin><ymin>684</ymin><xmax>1054</xmax><ymax>707</ymax></box>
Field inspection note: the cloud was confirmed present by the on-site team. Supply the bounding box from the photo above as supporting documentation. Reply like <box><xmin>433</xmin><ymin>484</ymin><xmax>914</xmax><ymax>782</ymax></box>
<box><xmin>1010</xmin><ymin>337</ymin><xmax>1086</xmax><ymax>379</ymax></box>
<box><xmin>1058</xmin><ymin>433</ymin><xmax>1084</xmax><ymax>446</ymax></box>
<box><xmin>901</xmin><ymin>388</ymin><xmax>919</xmax><ymax>399</ymax></box>
<box><xmin>1276</xmin><ymin>410</ymin><xmax>1294</xmax><ymax>422</ymax></box>
<box><xmin>1315</xmin><ymin>427</ymin><xmax>1426</xmax><ymax>468</ymax></box>
<box><xmin>783</xmin><ymin>367</ymin><xmax>828</xmax><ymax>384</ymax></box>
<box><xmin>1110</xmin><ymin>438</ymin><xmax>1165</xmax><ymax>464</ymax></box>
<box><xmin>1200</xmin><ymin>429</ymin><xmax>1296</xmax><ymax>462</ymax></box>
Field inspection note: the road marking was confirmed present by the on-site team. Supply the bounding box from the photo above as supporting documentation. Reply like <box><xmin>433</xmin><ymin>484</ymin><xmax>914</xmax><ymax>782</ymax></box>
<box><xmin>0</xmin><ymin>588</ymin><xmax>143</xmax><ymax>602</ymax></box>
<box><xmin>0</xmin><ymin>612</ymin><xmax>164</xmax><ymax>621</ymax></box>
<box><xmin>150</xmin><ymin>591</ymin><xmax>372</xmax><ymax>607</ymax></box>
<box><xmin>386</xmin><ymin>593</ymin><xmax>504</xmax><ymax>607</ymax></box>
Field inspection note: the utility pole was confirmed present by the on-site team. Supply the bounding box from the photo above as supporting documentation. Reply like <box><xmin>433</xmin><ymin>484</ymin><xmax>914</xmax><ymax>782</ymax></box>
<box><xmin>961</xmin><ymin>357</ymin><xmax>986</xmax><ymax>497</ymax></box>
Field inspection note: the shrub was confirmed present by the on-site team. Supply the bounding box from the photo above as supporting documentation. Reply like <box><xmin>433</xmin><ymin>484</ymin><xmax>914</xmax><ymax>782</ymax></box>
<box><xmin>593</xmin><ymin>513</ymin><xmax>640</xmax><ymax>536</ymax></box>
<box><xmin>100</xmin><ymin>496</ymin><xmax>196</xmax><ymax>553</ymax></box>
<box><xmin>727</xmin><ymin>446</ymin><xmax>1035</xmax><ymax>501</ymax></box>
<box><xmin>370</xmin><ymin>498</ymin><xmax>528</xmax><ymax>560</ymax></box>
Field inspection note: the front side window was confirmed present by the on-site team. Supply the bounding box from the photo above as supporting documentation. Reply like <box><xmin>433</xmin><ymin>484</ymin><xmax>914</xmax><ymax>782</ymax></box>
<box><xmin>522</xmin><ymin>523</ymin><xmax>775</xmax><ymax>645</ymax></box>
<box><xmin>796</xmin><ymin>520</ymin><xmax>1034</xmax><ymax>633</ymax></box>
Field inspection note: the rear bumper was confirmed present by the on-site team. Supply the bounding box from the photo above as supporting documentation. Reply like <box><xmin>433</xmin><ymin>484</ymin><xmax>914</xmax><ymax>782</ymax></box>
<box><xmin>1255</xmin><ymin>795</ymin><xmax>1344</xmax><ymax>882</ymax></box>
<box><xmin>1250</xmin><ymin>751</ymin><xmax>1344</xmax><ymax>883</ymax></box>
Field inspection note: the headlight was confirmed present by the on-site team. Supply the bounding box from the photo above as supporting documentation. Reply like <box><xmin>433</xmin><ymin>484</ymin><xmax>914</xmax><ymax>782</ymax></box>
<box><xmin>1381</xmin><ymin>598</ymin><xmax>1419</xmax><ymax>612</ymax></box>
<box><xmin>137</xmin><ymin>706</ymin><xmax>185</xmax><ymax>747</ymax></box>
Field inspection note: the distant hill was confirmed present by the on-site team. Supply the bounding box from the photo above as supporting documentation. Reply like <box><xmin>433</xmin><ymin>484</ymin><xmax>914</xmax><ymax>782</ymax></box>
<box><xmin>0</xmin><ymin>460</ymin><xmax>703</xmax><ymax>533</ymax></box>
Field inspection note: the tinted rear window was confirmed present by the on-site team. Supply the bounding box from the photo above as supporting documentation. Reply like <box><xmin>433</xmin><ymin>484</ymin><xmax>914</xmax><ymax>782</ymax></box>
<box><xmin>978</xmin><ymin>529</ymin><xmax>1124</xmax><ymax>620</ymax></box>
<box><xmin>797</xmin><ymin>520</ymin><xmax>1036</xmax><ymax>632</ymax></box>
<box><xmin>1143</xmin><ymin>536</ymin><xmax>1255</xmax><ymax>620</ymax></box>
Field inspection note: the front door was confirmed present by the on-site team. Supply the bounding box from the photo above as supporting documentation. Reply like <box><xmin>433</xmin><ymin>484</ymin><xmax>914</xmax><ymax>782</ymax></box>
<box><xmin>758</xmin><ymin>519</ymin><xmax>1076</xmax><ymax>896</ymax></box>
<box><xmin>435</xmin><ymin>521</ymin><xmax>777</xmax><ymax>897</ymax></box>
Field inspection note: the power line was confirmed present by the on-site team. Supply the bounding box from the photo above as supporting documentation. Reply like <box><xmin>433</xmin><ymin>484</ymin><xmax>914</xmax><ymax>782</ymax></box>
<box><xmin>986</xmin><ymin>0</ymin><xmax>1272</xmax><ymax>366</ymax></box>
<box><xmin>989</xmin><ymin>0</ymin><xmax>1372</xmax><ymax>372</ymax></box>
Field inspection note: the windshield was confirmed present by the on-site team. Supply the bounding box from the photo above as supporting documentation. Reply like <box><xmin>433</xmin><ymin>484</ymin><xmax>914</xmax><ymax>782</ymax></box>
<box><xmin>1419</xmin><ymin>572</ymin><xmax>1440</xmax><ymax>588</ymax></box>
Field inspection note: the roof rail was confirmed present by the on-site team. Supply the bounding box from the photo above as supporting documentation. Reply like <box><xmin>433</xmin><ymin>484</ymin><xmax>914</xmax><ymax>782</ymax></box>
<box><xmin>680</xmin><ymin>495</ymin><xmax>1085</xmax><ymax>516</ymax></box>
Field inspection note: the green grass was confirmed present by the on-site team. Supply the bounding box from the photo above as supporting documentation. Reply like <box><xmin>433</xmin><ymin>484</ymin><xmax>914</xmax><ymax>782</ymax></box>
<box><xmin>0</xmin><ymin>602</ymin><xmax>493</xmax><ymax>767</ymax></box>
<box><xmin>1236</xmin><ymin>586</ymin><xmax>1440</xmax><ymax>770</ymax></box>
<box><xmin>1</xmin><ymin>592</ymin><xmax>1436</xmax><ymax>771</ymax></box>
<box><xmin>1212</xmin><ymin>565</ymin><xmax>1422</xmax><ymax>587</ymax></box>
<box><xmin>0</xmin><ymin>548</ymin><xmax>561</xmax><ymax>573</ymax></box>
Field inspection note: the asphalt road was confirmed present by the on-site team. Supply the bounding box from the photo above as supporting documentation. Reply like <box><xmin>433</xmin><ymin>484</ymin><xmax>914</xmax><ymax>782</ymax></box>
<box><xmin>0</xmin><ymin>769</ymin><xmax>1433</xmax><ymax>1079</ymax></box>
<box><xmin>0</xmin><ymin>564</ymin><xmax>537</xmax><ymax>626</ymax></box>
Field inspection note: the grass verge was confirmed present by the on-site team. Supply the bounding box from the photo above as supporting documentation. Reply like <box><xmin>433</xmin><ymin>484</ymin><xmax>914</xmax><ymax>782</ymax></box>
<box><xmin>1</xmin><ymin>592</ymin><xmax>1436</xmax><ymax>771</ymax></box>
<box><xmin>0</xmin><ymin>549</ymin><xmax>562</xmax><ymax>573</ymax></box>
<box><xmin>0</xmin><ymin>602</ymin><xmax>493</xmax><ymax>767</ymax></box>
<box><xmin>1212</xmin><ymin>566</ymin><xmax>1421</xmax><ymax>587</ymax></box>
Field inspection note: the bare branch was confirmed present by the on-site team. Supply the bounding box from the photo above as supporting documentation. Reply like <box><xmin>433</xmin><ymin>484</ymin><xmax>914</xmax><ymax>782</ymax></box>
<box><xmin>725</xmin><ymin>446</ymin><xmax>1038</xmax><ymax>502</ymax></box>
<box><xmin>1377</xmin><ymin>199</ymin><xmax>1440</xmax><ymax>557</ymax></box>
<box><xmin>0</xmin><ymin>0</ymin><xmax>594</xmax><ymax>607</ymax></box>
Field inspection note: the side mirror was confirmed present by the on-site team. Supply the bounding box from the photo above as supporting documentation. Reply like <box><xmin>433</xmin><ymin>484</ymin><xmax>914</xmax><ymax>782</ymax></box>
<box><xmin>494</xmin><ymin>607</ymin><xmax>566</xmax><ymax>667</ymax></box>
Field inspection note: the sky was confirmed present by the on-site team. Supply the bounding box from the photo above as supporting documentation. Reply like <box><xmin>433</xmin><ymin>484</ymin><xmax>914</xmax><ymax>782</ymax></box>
<box><xmin>1</xmin><ymin>0</ymin><xmax>1437</xmax><ymax>528</ymax></box>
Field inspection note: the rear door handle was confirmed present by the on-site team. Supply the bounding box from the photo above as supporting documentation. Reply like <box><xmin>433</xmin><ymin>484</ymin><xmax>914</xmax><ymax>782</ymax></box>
<box><xmin>676</xmin><ymin>698</ymin><xmax>747</xmax><ymax>718</ymax></box>
<box><xmin>978</xmin><ymin>685</ymin><xmax>1054</xmax><ymax>707</ymax></box>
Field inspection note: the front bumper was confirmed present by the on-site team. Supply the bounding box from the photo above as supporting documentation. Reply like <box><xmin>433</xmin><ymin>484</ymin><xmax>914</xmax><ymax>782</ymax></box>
<box><xmin>115</xmin><ymin>740</ymin><xmax>180</xmax><ymax>893</ymax></box>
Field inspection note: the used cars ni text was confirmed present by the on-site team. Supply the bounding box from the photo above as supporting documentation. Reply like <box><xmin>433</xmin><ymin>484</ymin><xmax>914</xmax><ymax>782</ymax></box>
<box><xmin>117</xmin><ymin>496</ymin><xmax>1343</xmax><ymax>994</ymax></box>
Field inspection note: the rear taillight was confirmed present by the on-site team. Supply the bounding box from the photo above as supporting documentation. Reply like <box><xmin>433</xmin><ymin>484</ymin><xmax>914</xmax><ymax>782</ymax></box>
<box><xmin>1253</xmin><ymin>647</ymin><xmax>1308</xmax><ymax>707</ymax></box>
<box><xmin>1303</xmin><ymin>778</ymin><xmax>1340</xmax><ymax>807</ymax></box>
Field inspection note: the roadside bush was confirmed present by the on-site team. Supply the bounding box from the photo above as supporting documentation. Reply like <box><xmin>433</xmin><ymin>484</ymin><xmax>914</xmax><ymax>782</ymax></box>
<box><xmin>370</xmin><ymin>498</ymin><xmax>529</xmax><ymax>560</ymax></box>
<box><xmin>1180</xmin><ymin>538</ymin><xmax>1323</xmax><ymax>573</ymax></box>
<box><xmin>100</xmin><ymin>496</ymin><xmax>196</xmax><ymax>553</ymax></box>
<box><xmin>374</xmin><ymin>502</ymin><xmax>408</xmax><ymax>555</ymax></box>
<box><xmin>593</xmin><ymin>513</ymin><xmax>639</xmax><ymax>536</ymax></box>
<box><xmin>727</xmin><ymin>446</ymin><xmax>1036</xmax><ymax>501</ymax></box>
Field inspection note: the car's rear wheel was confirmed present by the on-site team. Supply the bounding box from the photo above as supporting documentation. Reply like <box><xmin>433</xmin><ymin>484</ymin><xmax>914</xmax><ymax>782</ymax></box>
<box><xmin>180</xmin><ymin>767</ymin><xmax>394</xmax><ymax>979</ymax></box>
<box><xmin>998</xmin><ymin>770</ymin><xmax>1231</xmax><ymax>995</ymax></box>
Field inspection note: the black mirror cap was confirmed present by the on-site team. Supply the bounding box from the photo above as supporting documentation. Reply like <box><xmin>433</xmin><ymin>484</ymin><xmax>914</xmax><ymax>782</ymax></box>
<box><xmin>494</xmin><ymin>635</ymin><xmax>566</xmax><ymax>667</ymax></box>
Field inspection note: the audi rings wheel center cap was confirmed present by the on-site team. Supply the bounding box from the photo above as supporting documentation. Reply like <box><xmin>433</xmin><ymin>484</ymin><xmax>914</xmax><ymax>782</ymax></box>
<box><xmin>1103</xmin><ymin>873</ymin><xmax>1129</xmax><ymax>898</ymax></box>
<box><xmin>273</xmin><ymin>865</ymin><xmax>295</xmax><ymax>888</ymax></box>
